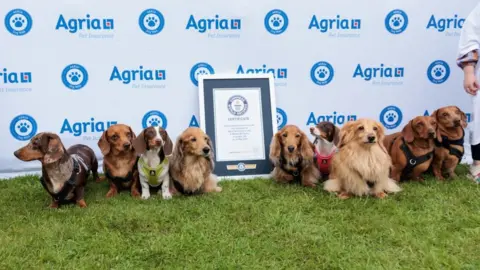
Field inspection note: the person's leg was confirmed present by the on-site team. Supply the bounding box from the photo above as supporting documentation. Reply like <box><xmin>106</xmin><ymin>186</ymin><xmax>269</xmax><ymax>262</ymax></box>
<box><xmin>469</xmin><ymin>93</ymin><xmax>480</xmax><ymax>183</ymax></box>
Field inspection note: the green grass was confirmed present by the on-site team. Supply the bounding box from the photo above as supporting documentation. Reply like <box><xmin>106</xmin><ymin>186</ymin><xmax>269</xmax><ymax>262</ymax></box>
<box><xmin>1</xmin><ymin>166</ymin><xmax>480</xmax><ymax>269</ymax></box>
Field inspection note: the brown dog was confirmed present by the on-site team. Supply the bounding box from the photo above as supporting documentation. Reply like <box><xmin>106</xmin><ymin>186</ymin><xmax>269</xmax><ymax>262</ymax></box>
<box><xmin>269</xmin><ymin>124</ymin><xmax>319</xmax><ymax>187</ymax></box>
<box><xmin>431</xmin><ymin>106</ymin><xmax>468</xmax><ymax>180</ymax></box>
<box><xmin>384</xmin><ymin>116</ymin><xmax>437</xmax><ymax>182</ymax></box>
<box><xmin>13</xmin><ymin>132</ymin><xmax>99</xmax><ymax>208</ymax></box>
<box><xmin>168</xmin><ymin>127</ymin><xmax>222</xmax><ymax>195</ymax></box>
<box><xmin>97</xmin><ymin>124</ymin><xmax>140</xmax><ymax>197</ymax></box>
<box><xmin>309</xmin><ymin>121</ymin><xmax>340</xmax><ymax>179</ymax></box>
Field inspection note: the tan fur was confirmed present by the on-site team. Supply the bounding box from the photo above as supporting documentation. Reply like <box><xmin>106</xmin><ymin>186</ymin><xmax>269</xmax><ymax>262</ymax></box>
<box><xmin>385</xmin><ymin>116</ymin><xmax>437</xmax><ymax>182</ymax></box>
<box><xmin>324</xmin><ymin>118</ymin><xmax>401</xmax><ymax>199</ymax></box>
<box><xmin>269</xmin><ymin>125</ymin><xmax>320</xmax><ymax>187</ymax></box>
<box><xmin>168</xmin><ymin>127</ymin><xmax>221</xmax><ymax>194</ymax></box>
<box><xmin>431</xmin><ymin>106</ymin><xmax>467</xmax><ymax>180</ymax></box>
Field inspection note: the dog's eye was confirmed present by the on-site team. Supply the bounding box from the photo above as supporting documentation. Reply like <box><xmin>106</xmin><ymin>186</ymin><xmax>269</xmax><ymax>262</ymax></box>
<box><xmin>191</xmin><ymin>137</ymin><xmax>197</xmax><ymax>142</ymax></box>
<box><xmin>282</xmin><ymin>133</ymin><xmax>287</xmax><ymax>137</ymax></box>
<box><xmin>443</xmin><ymin>112</ymin><xmax>448</xmax><ymax>117</ymax></box>
<box><xmin>295</xmin><ymin>133</ymin><xmax>300</xmax><ymax>138</ymax></box>
<box><xmin>373</xmin><ymin>126</ymin><xmax>378</xmax><ymax>131</ymax></box>
<box><xmin>205</xmin><ymin>137</ymin><xmax>208</xmax><ymax>141</ymax></box>
<box><xmin>111</xmin><ymin>135</ymin><xmax>118</xmax><ymax>140</ymax></box>
<box><xmin>358</xmin><ymin>126</ymin><xmax>364</xmax><ymax>130</ymax></box>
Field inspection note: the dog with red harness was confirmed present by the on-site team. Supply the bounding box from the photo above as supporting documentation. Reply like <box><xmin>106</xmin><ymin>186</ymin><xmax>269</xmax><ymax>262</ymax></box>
<box><xmin>310</xmin><ymin>121</ymin><xmax>340</xmax><ymax>180</ymax></box>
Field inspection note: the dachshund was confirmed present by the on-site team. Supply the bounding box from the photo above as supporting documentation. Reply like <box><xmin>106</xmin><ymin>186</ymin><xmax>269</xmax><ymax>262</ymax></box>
<box><xmin>310</xmin><ymin>121</ymin><xmax>340</xmax><ymax>180</ymax></box>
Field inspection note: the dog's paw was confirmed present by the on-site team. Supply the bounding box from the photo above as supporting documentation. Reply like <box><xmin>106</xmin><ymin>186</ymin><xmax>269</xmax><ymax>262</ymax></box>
<box><xmin>141</xmin><ymin>193</ymin><xmax>150</xmax><ymax>200</ymax></box>
<box><xmin>48</xmin><ymin>201</ymin><xmax>59</xmax><ymax>209</ymax></box>
<box><xmin>106</xmin><ymin>188</ymin><xmax>117</xmax><ymax>198</ymax></box>
<box><xmin>215</xmin><ymin>186</ymin><xmax>223</xmax><ymax>192</ymax></box>
<box><xmin>131</xmin><ymin>190</ymin><xmax>141</xmax><ymax>198</ymax></box>
<box><xmin>162</xmin><ymin>192</ymin><xmax>172</xmax><ymax>200</ymax></box>
<box><xmin>375</xmin><ymin>192</ymin><xmax>387</xmax><ymax>199</ymax></box>
<box><xmin>337</xmin><ymin>192</ymin><xmax>350</xmax><ymax>200</ymax></box>
<box><xmin>77</xmin><ymin>199</ymin><xmax>87</xmax><ymax>208</ymax></box>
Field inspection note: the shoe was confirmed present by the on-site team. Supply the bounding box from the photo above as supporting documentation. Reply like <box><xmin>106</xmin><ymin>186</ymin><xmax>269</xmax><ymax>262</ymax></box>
<box><xmin>467</xmin><ymin>164</ymin><xmax>480</xmax><ymax>184</ymax></box>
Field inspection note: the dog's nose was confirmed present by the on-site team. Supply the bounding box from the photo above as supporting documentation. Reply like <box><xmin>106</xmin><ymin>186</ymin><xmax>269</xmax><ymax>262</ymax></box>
<box><xmin>428</xmin><ymin>130</ymin><xmax>436</xmax><ymax>137</ymax></box>
<box><xmin>309</xmin><ymin>127</ymin><xmax>314</xmax><ymax>132</ymax></box>
<box><xmin>287</xmin><ymin>145</ymin><xmax>295</xmax><ymax>153</ymax></box>
<box><xmin>123</xmin><ymin>143</ymin><xmax>131</xmax><ymax>150</ymax></box>
<box><xmin>368</xmin><ymin>135</ymin><xmax>375</xmax><ymax>143</ymax></box>
<box><xmin>202</xmin><ymin>147</ymin><xmax>210</xmax><ymax>154</ymax></box>
<box><xmin>154</xmin><ymin>139</ymin><xmax>162</xmax><ymax>145</ymax></box>
<box><xmin>454</xmin><ymin>119</ymin><xmax>461</xmax><ymax>126</ymax></box>
<box><xmin>13</xmin><ymin>150</ymin><xmax>19</xmax><ymax>158</ymax></box>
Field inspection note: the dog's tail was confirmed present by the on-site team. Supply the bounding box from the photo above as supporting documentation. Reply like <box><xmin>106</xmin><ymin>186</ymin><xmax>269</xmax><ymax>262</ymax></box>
<box><xmin>384</xmin><ymin>178</ymin><xmax>402</xmax><ymax>193</ymax></box>
<box><xmin>323</xmin><ymin>178</ymin><xmax>341</xmax><ymax>193</ymax></box>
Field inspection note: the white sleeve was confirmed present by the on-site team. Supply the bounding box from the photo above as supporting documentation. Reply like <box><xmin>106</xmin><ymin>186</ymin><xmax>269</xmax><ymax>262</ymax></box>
<box><xmin>458</xmin><ymin>2</ymin><xmax>480</xmax><ymax>59</ymax></box>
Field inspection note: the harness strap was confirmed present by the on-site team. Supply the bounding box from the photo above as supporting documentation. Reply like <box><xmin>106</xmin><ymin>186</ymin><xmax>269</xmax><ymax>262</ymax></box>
<box><xmin>105</xmin><ymin>156</ymin><xmax>139</xmax><ymax>183</ymax></box>
<box><xmin>434</xmin><ymin>129</ymin><xmax>465</xmax><ymax>163</ymax></box>
<box><xmin>40</xmin><ymin>158</ymin><xmax>80</xmax><ymax>202</ymax></box>
<box><xmin>139</xmin><ymin>157</ymin><xmax>168</xmax><ymax>186</ymax></box>
<box><xmin>399</xmin><ymin>138</ymin><xmax>434</xmax><ymax>180</ymax></box>
<box><xmin>279</xmin><ymin>155</ymin><xmax>303</xmax><ymax>183</ymax></box>
<box><xmin>314</xmin><ymin>149</ymin><xmax>335</xmax><ymax>175</ymax></box>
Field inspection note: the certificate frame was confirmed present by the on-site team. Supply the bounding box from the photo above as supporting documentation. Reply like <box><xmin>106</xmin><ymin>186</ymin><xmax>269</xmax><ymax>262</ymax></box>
<box><xmin>198</xmin><ymin>73</ymin><xmax>277</xmax><ymax>180</ymax></box>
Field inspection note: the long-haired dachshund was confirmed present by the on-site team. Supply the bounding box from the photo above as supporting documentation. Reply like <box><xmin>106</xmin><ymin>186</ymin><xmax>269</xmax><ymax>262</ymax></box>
<box><xmin>97</xmin><ymin>124</ymin><xmax>141</xmax><ymax>198</ymax></box>
<box><xmin>269</xmin><ymin>124</ymin><xmax>319</xmax><ymax>187</ymax></box>
<box><xmin>168</xmin><ymin>127</ymin><xmax>222</xmax><ymax>195</ymax></box>
<box><xmin>14</xmin><ymin>132</ymin><xmax>99</xmax><ymax>208</ymax></box>
<box><xmin>431</xmin><ymin>105</ymin><xmax>468</xmax><ymax>180</ymax></box>
<box><xmin>384</xmin><ymin>116</ymin><xmax>437</xmax><ymax>182</ymax></box>
<box><xmin>323</xmin><ymin>118</ymin><xmax>401</xmax><ymax>199</ymax></box>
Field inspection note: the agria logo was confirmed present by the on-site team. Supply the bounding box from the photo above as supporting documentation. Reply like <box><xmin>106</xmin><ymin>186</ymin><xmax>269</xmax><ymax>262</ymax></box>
<box><xmin>379</xmin><ymin>105</ymin><xmax>403</xmax><ymax>129</ymax></box>
<box><xmin>190</xmin><ymin>62</ymin><xmax>215</xmax><ymax>86</ymax></box>
<box><xmin>60</xmin><ymin>117</ymin><xmax>117</xmax><ymax>139</ymax></box>
<box><xmin>236</xmin><ymin>64</ymin><xmax>288</xmax><ymax>87</ymax></box>
<box><xmin>4</xmin><ymin>9</ymin><xmax>32</xmax><ymax>36</ymax></box>
<box><xmin>109</xmin><ymin>65</ymin><xmax>166</xmax><ymax>89</ymax></box>
<box><xmin>142</xmin><ymin>110</ymin><xmax>168</xmax><ymax>129</ymax></box>
<box><xmin>306</xmin><ymin>111</ymin><xmax>357</xmax><ymax>126</ymax></box>
<box><xmin>427</xmin><ymin>60</ymin><xmax>450</xmax><ymax>84</ymax></box>
<box><xmin>426</xmin><ymin>14</ymin><xmax>464</xmax><ymax>37</ymax></box>
<box><xmin>385</xmin><ymin>9</ymin><xmax>408</xmax><ymax>34</ymax></box>
<box><xmin>308</xmin><ymin>15</ymin><xmax>361</xmax><ymax>38</ymax></box>
<box><xmin>139</xmin><ymin>9</ymin><xmax>165</xmax><ymax>35</ymax></box>
<box><xmin>10</xmin><ymin>114</ymin><xmax>37</xmax><ymax>141</ymax></box>
<box><xmin>310</xmin><ymin>61</ymin><xmax>334</xmax><ymax>86</ymax></box>
<box><xmin>61</xmin><ymin>64</ymin><xmax>88</xmax><ymax>90</ymax></box>
<box><xmin>276</xmin><ymin>108</ymin><xmax>287</xmax><ymax>130</ymax></box>
<box><xmin>353</xmin><ymin>63</ymin><xmax>404</xmax><ymax>86</ymax></box>
<box><xmin>186</xmin><ymin>14</ymin><xmax>241</xmax><ymax>38</ymax></box>
<box><xmin>55</xmin><ymin>14</ymin><xmax>114</xmax><ymax>39</ymax></box>
<box><xmin>264</xmin><ymin>9</ymin><xmax>289</xmax><ymax>35</ymax></box>
<box><xmin>0</xmin><ymin>67</ymin><xmax>33</xmax><ymax>93</ymax></box>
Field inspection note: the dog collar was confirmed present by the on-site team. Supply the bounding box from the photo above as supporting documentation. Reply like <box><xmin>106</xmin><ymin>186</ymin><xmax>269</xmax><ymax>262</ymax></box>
<box><xmin>434</xmin><ymin>128</ymin><xmax>465</xmax><ymax>162</ymax></box>
<box><xmin>139</xmin><ymin>157</ymin><xmax>168</xmax><ymax>185</ymax></box>
<box><xmin>40</xmin><ymin>157</ymin><xmax>80</xmax><ymax>202</ymax></box>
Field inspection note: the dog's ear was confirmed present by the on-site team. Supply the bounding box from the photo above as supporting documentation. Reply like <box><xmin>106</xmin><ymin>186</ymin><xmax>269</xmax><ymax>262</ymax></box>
<box><xmin>98</xmin><ymin>131</ymin><xmax>111</xmax><ymax>156</ymax></box>
<box><xmin>128</xmin><ymin>126</ymin><xmax>137</xmax><ymax>142</ymax></box>
<box><xmin>132</xmin><ymin>130</ymin><xmax>147</xmax><ymax>156</ymax></box>
<box><xmin>206</xmin><ymin>135</ymin><xmax>215</xmax><ymax>170</ymax></box>
<box><xmin>430</xmin><ymin>109</ymin><xmax>439</xmax><ymax>121</ymax></box>
<box><xmin>299</xmin><ymin>131</ymin><xmax>314</xmax><ymax>167</ymax></box>
<box><xmin>455</xmin><ymin>106</ymin><xmax>468</xmax><ymax>128</ymax></box>
<box><xmin>159</xmin><ymin>129</ymin><xmax>174</xmax><ymax>156</ymax></box>
<box><xmin>402</xmin><ymin>120</ymin><xmax>415</xmax><ymax>143</ymax></box>
<box><xmin>41</xmin><ymin>133</ymin><xmax>65</xmax><ymax>164</ymax></box>
<box><xmin>338</xmin><ymin>122</ymin><xmax>355</xmax><ymax>148</ymax></box>
<box><xmin>269</xmin><ymin>131</ymin><xmax>282</xmax><ymax>166</ymax></box>
<box><xmin>333</xmin><ymin>125</ymin><xmax>340</xmax><ymax>146</ymax></box>
<box><xmin>170</xmin><ymin>135</ymin><xmax>184</xmax><ymax>172</ymax></box>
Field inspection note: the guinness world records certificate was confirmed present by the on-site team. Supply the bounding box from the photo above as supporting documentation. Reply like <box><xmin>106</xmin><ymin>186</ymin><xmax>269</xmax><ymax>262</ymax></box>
<box><xmin>198</xmin><ymin>74</ymin><xmax>277</xmax><ymax>179</ymax></box>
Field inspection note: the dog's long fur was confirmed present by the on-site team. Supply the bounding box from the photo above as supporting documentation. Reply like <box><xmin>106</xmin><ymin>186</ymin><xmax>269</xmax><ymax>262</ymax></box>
<box><xmin>384</xmin><ymin>116</ymin><xmax>437</xmax><ymax>182</ymax></box>
<box><xmin>97</xmin><ymin>124</ymin><xmax>141</xmax><ymax>198</ymax></box>
<box><xmin>133</xmin><ymin>126</ymin><xmax>174</xmax><ymax>200</ymax></box>
<box><xmin>431</xmin><ymin>106</ymin><xmax>468</xmax><ymax>180</ymax></box>
<box><xmin>269</xmin><ymin>124</ymin><xmax>319</xmax><ymax>187</ymax></box>
<box><xmin>323</xmin><ymin>118</ymin><xmax>401</xmax><ymax>199</ymax></box>
<box><xmin>168</xmin><ymin>127</ymin><xmax>222</xmax><ymax>195</ymax></box>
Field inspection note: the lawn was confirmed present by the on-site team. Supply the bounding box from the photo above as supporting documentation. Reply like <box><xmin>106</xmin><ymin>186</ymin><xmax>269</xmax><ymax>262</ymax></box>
<box><xmin>1</xmin><ymin>166</ymin><xmax>480</xmax><ymax>269</ymax></box>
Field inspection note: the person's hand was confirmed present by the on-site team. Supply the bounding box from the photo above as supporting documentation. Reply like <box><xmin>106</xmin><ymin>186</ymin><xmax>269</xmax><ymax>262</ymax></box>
<box><xmin>464</xmin><ymin>65</ymin><xmax>479</xmax><ymax>95</ymax></box>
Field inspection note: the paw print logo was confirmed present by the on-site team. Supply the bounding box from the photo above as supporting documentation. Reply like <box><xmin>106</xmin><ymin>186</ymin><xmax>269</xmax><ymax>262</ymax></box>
<box><xmin>427</xmin><ymin>60</ymin><xmax>450</xmax><ymax>84</ymax></box>
<box><xmin>380</xmin><ymin>105</ymin><xmax>402</xmax><ymax>129</ymax></box>
<box><xmin>391</xmin><ymin>16</ymin><xmax>402</xmax><ymax>28</ymax></box>
<box><xmin>139</xmin><ymin>9</ymin><xmax>165</xmax><ymax>35</ymax></box>
<box><xmin>142</xmin><ymin>110</ymin><xmax>167</xmax><ymax>129</ymax></box>
<box><xmin>310</xmin><ymin>61</ymin><xmax>334</xmax><ymax>86</ymax></box>
<box><xmin>190</xmin><ymin>62</ymin><xmax>215</xmax><ymax>86</ymax></box>
<box><xmin>10</xmin><ymin>114</ymin><xmax>37</xmax><ymax>141</ymax></box>
<box><xmin>276</xmin><ymin>108</ymin><xmax>287</xmax><ymax>130</ymax></box>
<box><xmin>265</xmin><ymin>9</ymin><xmax>288</xmax><ymax>35</ymax></box>
<box><xmin>270</xmin><ymin>17</ymin><xmax>282</xmax><ymax>28</ymax></box>
<box><xmin>145</xmin><ymin>16</ymin><xmax>157</xmax><ymax>28</ymax></box>
<box><xmin>12</xmin><ymin>17</ymin><xmax>25</xmax><ymax>28</ymax></box>
<box><xmin>385</xmin><ymin>9</ymin><xmax>408</xmax><ymax>34</ymax></box>
<box><xmin>5</xmin><ymin>9</ymin><xmax>32</xmax><ymax>36</ymax></box>
<box><xmin>69</xmin><ymin>71</ymin><xmax>81</xmax><ymax>83</ymax></box>
<box><xmin>62</xmin><ymin>64</ymin><xmax>88</xmax><ymax>90</ymax></box>
<box><xmin>17</xmin><ymin>122</ymin><xmax>30</xmax><ymax>133</ymax></box>
<box><xmin>148</xmin><ymin>117</ymin><xmax>160</xmax><ymax>127</ymax></box>
<box><xmin>317</xmin><ymin>68</ymin><xmax>328</xmax><ymax>79</ymax></box>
